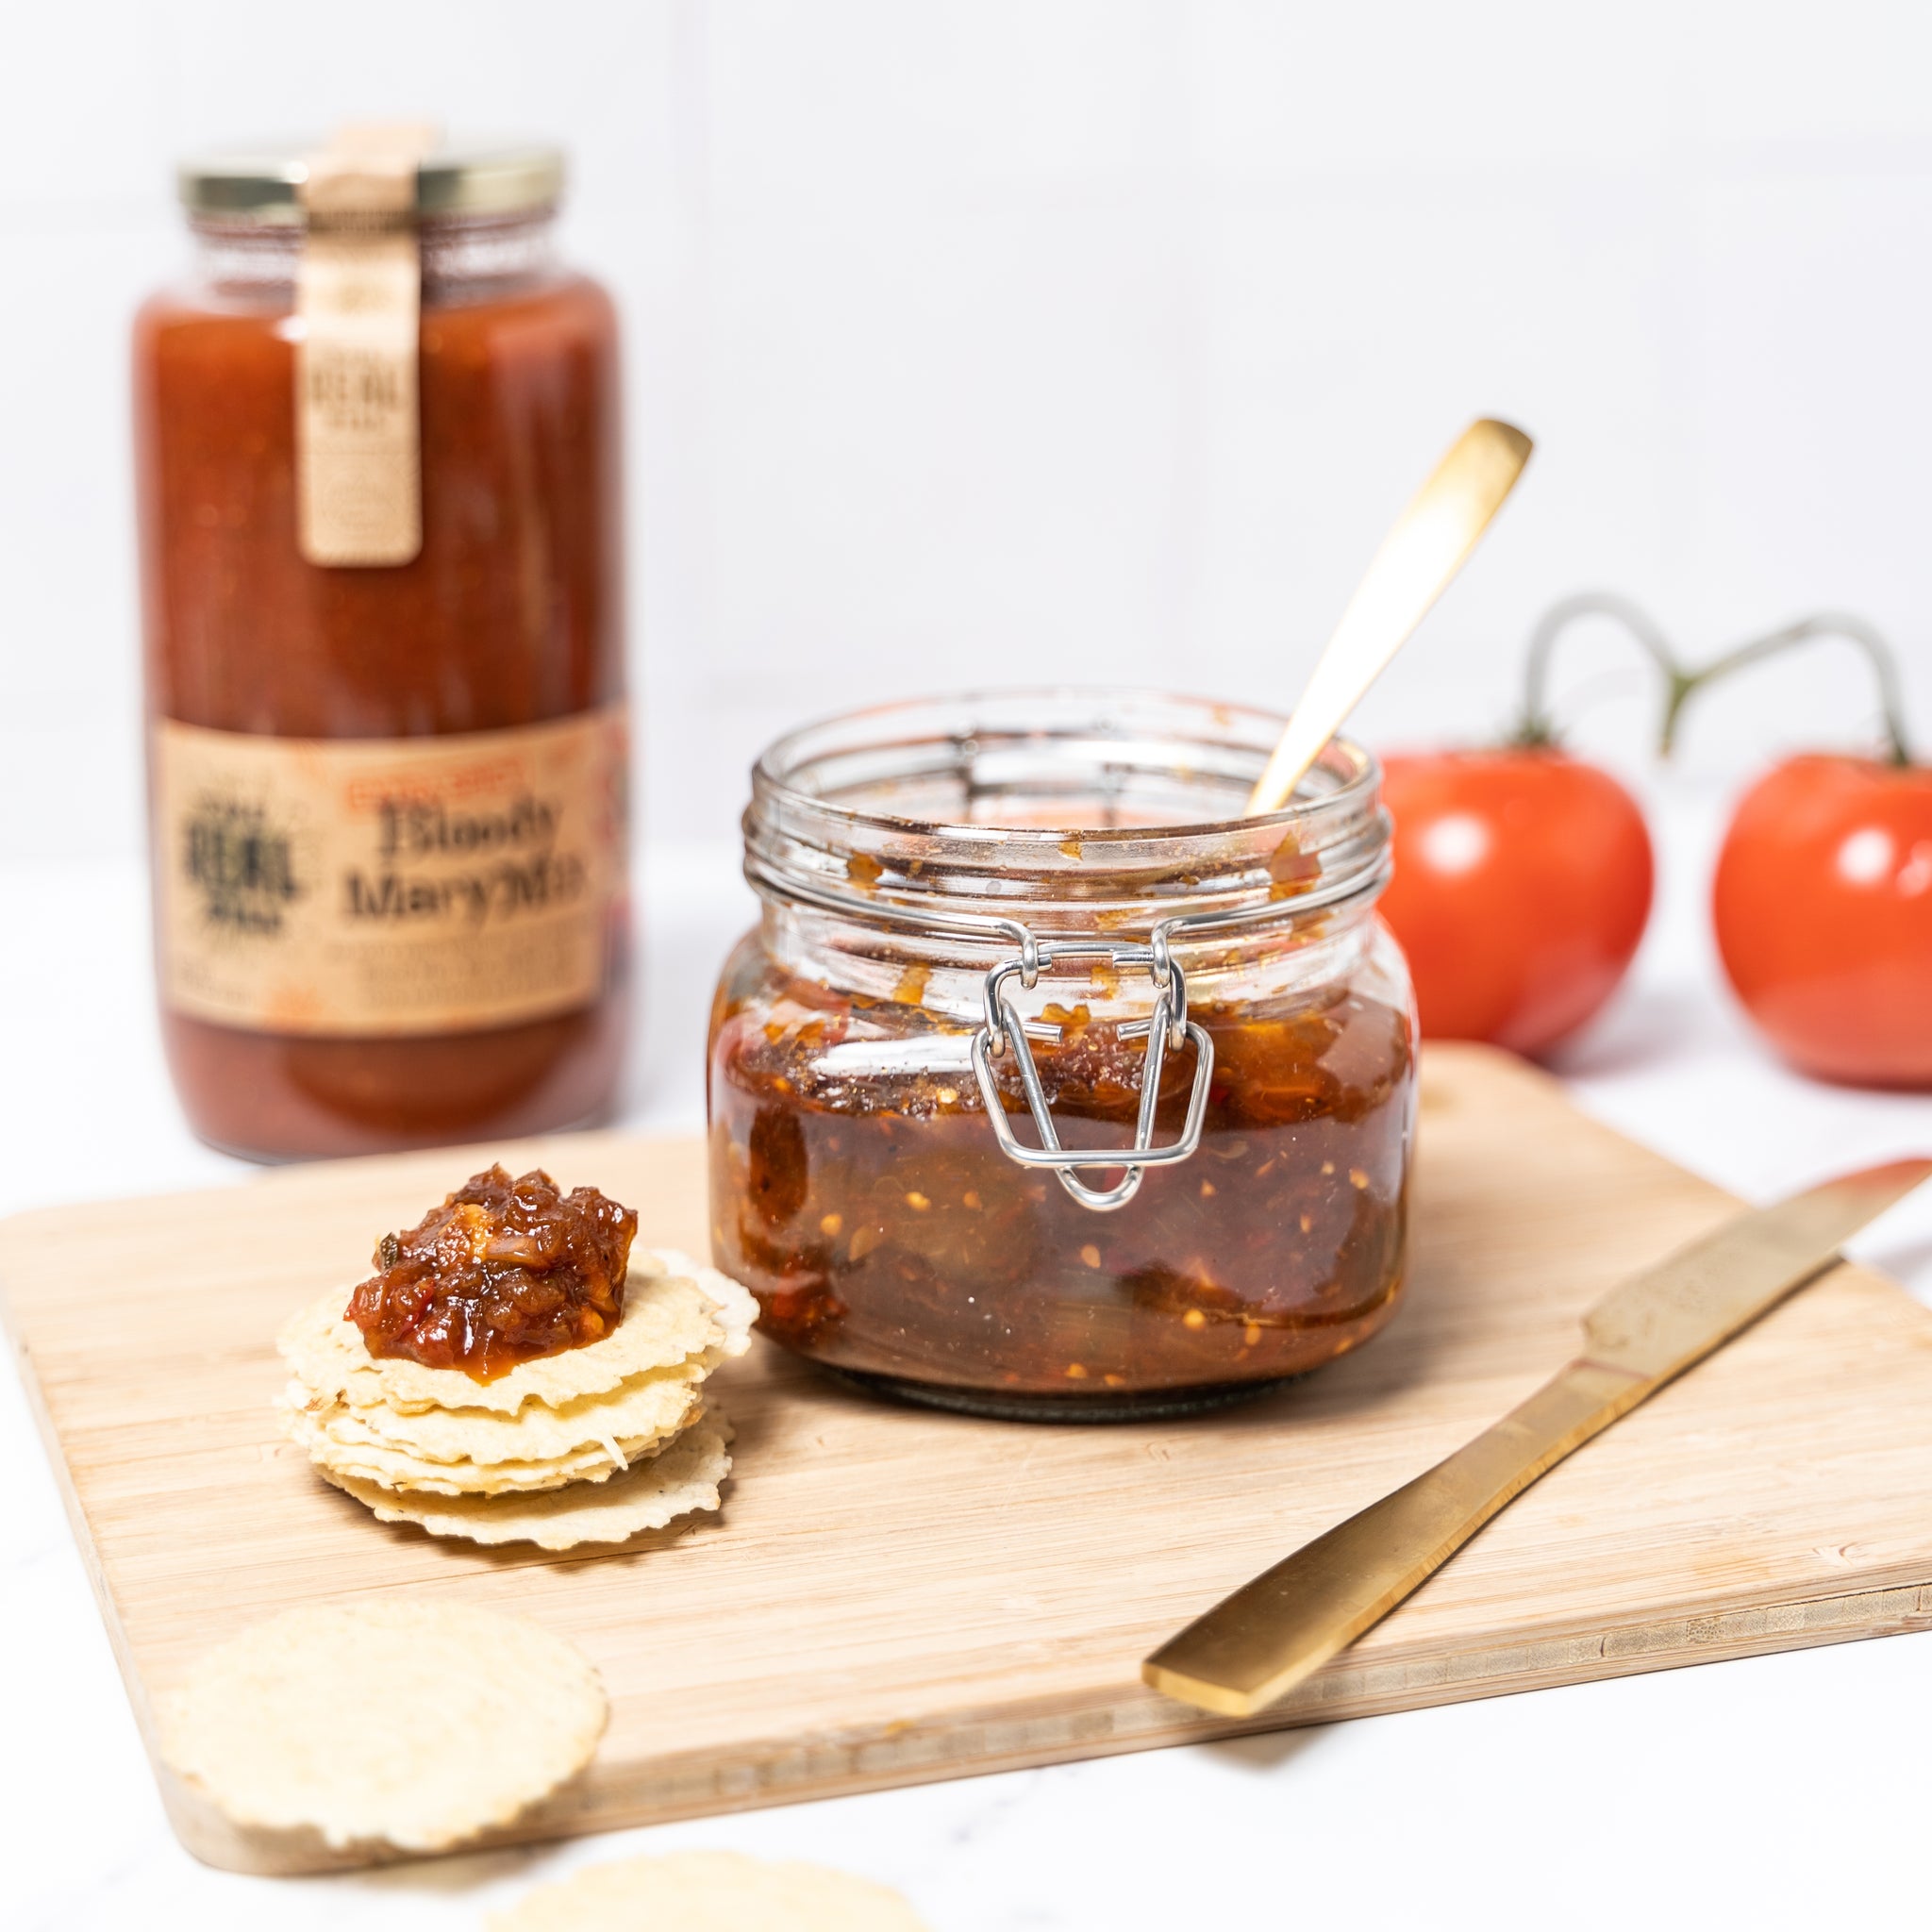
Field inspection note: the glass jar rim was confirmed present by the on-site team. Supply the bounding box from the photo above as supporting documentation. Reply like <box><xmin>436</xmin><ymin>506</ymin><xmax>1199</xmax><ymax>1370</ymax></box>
<box><xmin>752</xmin><ymin>685</ymin><xmax>1377</xmax><ymax>841</ymax></box>
<box><xmin>177</xmin><ymin>137</ymin><xmax>563</xmax><ymax>225</ymax></box>
<box><xmin>744</xmin><ymin>687</ymin><xmax>1390</xmax><ymax>942</ymax></box>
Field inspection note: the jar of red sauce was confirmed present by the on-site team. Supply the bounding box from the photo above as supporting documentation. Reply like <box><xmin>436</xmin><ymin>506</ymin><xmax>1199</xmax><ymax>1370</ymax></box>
<box><xmin>708</xmin><ymin>691</ymin><xmax>1417</xmax><ymax>1420</ymax></box>
<box><xmin>135</xmin><ymin>138</ymin><xmax>628</xmax><ymax>1160</ymax></box>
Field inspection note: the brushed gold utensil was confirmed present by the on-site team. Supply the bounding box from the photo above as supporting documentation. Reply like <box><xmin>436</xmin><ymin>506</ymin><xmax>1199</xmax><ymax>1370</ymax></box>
<box><xmin>1245</xmin><ymin>417</ymin><xmax>1533</xmax><ymax>817</ymax></box>
<box><xmin>1143</xmin><ymin>1158</ymin><xmax>1932</xmax><ymax>1717</ymax></box>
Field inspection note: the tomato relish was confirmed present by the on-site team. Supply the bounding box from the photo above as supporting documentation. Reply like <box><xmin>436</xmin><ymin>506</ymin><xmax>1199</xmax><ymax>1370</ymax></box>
<box><xmin>708</xmin><ymin>691</ymin><xmax>1419</xmax><ymax>1419</ymax></box>
<box><xmin>346</xmin><ymin>1166</ymin><xmax>639</xmax><ymax>1382</ymax></box>
<box><xmin>710</xmin><ymin>956</ymin><xmax>1411</xmax><ymax>1407</ymax></box>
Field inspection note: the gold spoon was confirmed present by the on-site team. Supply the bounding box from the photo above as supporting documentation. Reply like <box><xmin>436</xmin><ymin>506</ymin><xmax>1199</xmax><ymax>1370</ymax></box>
<box><xmin>1244</xmin><ymin>417</ymin><xmax>1534</xmax><ymax>817</ymax></box>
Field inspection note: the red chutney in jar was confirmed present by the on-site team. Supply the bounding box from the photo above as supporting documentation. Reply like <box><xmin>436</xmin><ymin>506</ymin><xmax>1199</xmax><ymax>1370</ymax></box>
<box><xmin>710</xmin><ymin>954</ymin><xmax>1411</xmax><ymax>1408</ymax></box>
<box><xmin>718</xmin><ymin>966</ymin><xmax>1414</xmax><ymax>1406</ymax></box>
<box><xmin>707</xmin><ymin>692</ymin><xmax>1418</xmax><ymax>1419</ymax></box>
<box><xmin>135</xmin><ymin>141</ymin><xmax>628</xmax><ymax>1159</ymax></box>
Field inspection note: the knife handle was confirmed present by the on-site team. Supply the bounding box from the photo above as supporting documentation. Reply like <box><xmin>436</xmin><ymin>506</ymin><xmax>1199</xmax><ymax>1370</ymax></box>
<box><xmin>1141</xmin><ymin>1357</ymin><xmax>1649</xmax><ymax>1717</ymax></box>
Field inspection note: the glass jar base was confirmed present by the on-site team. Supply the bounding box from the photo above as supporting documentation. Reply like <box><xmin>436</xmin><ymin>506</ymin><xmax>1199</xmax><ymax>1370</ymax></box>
<box><xmin>190</xmin><ymin>1098</ymin><xmax>614</xmax><ymax>1168</ymax></box>
<box><xmin>816</xmin><ymin>1362</ymin><xmax>1306</xmax><ymax>1424</ymax></box>
<box><xmin>159</xmin><ymin>1000</ymin><xmax>627</xmax><ymax>1161</ymax></box>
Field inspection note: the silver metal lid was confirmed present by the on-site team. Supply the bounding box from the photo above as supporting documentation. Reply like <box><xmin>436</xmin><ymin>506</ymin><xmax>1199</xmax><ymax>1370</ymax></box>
<box><xmin>177</xmin><ymin>138</ymin><xmax>565</xmax><ymax>225</ymax></box>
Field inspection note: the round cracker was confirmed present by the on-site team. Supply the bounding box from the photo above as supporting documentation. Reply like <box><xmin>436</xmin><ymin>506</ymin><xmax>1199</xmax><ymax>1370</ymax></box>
<box><xmin>279</xmin><ymin>1250</ymin><xmax>755</xmax><ymax>1417</ymax></box>
<box><xmin>288</xmin><ymin>1361</ymin><xmax>704</xmax><ymax>1468</ymax></box>
<box><xmin>319</xmin><ymin>1417</ymin><xmax>732</xmax><ymax>1549</ymax></box>
<box><xmin>160</xmin><ymin>1600</ymin><xmax>606</xmax><ymax>1853</ymax></box>
<box><xmin>490</xmin><ymin>1849</ymin><xmax>929</xmax><ymax>1930</ymax></box>
<box><xmin>281</xmin><ymin>1401</ymin><xmax>683</xmax><ymax>1496</ymax></box>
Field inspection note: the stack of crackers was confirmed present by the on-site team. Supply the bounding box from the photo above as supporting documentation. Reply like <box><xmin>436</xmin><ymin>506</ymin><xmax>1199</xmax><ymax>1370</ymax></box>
<box><xmin>276</xmin><ymin>1249</ymin><xmax>755</xmax><ymax>1550</ymax></box>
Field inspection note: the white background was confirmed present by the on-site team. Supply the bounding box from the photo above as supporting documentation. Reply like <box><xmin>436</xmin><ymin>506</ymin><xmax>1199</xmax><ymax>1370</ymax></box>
<box><xmin>8</xmin><ymin>6</ymin><xmax>1932</xmax><ymax>1928</ymax></box>
<box><xmin>7</xmin><ymin>0</ymin><xmax>1932</xmax><ymax>863</ymax></box>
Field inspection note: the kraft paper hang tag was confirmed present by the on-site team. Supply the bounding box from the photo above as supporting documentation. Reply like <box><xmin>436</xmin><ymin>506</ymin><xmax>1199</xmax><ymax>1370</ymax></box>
<box><xmin>295</xmin><ymin>124</ymin><xmax>439</xmax><ymax>567</ymax></box>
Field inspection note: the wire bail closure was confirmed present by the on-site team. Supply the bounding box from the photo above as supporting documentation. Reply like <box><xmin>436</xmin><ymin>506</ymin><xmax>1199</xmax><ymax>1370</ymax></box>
<box><xmin>741</xmin><ymin>808</ymin><xmax>1391</xmax><ymax>1216</ymax></box>
<box><xmin>969</xmin><ymin>930</ymin><xmax>1215</xmax><ymax>1213</ymax></box>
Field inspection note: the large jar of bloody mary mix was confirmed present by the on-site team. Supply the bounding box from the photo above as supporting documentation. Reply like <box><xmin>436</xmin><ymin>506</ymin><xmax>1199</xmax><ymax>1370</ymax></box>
<box><xmin>135</xmin><ymin>132</ymin><xmax>629</xmax><ymax>1159</ymax></box>
<box><xmin>708</xmin><ymin>691</ymin><xmax>1416</xmax><ymax>1420</ymax></box>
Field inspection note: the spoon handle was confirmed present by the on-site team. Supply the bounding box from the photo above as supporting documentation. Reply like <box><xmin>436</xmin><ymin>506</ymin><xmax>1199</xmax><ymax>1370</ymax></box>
<box><xmin>1245</xmin><ymin>417</ymin><xmax>1533</xmax><ymax>817</ymax></box>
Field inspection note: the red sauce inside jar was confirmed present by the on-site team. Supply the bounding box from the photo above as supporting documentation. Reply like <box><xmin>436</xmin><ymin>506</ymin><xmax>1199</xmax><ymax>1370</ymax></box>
<box><xmin>708</xmin><ymin>939</ymin><xmax>1413</xmax><ymax>1409</ymax></box>
<box><xmin>135</xmin><ymin>216</ymin><xmax>627</xmax><ymax>1158</ymax></box>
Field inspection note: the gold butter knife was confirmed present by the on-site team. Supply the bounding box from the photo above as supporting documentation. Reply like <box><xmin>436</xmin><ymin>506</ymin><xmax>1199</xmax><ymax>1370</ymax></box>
<box><xmin>1142</xmin><ymin>1158</ymin><xmax>1932</xmax><ymax>1718</ymax></box>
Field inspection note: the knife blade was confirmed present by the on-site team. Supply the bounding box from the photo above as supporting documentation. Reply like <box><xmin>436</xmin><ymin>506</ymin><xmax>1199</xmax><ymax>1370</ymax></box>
<box><xmin>1141</xmin><ymin>1158</ymin><xmax>1932</xmax><ymax>1719</ymax></box>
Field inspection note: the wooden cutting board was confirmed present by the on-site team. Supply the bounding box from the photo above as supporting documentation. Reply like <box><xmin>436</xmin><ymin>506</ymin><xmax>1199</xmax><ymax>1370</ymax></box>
<box><xmin>6</xmin><ymin>1042</ymin><xmax>1932</xmax><ymax>1875</ymax></box>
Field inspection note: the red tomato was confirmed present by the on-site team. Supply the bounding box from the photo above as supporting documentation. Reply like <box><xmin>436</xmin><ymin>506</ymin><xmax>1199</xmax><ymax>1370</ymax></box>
<box><xmin>1376</xmin><ymin>749</ymin><xmax>1654</xmax><ymax>1055</ymax></box>
<box><xmin>1712</xmin><ymin>755</ymin><xmax>1932</xmax><ymax>1087</ymax></box>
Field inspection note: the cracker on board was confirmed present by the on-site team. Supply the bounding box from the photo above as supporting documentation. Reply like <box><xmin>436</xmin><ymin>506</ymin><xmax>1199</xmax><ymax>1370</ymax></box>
<box><xmin>286</xmin><ymin>1364</ymin><xmax>703</xmax><ymax>1469</ymax></box>
<box><xmin>278</xmin><ymin>1250</ymin><xmax>755</xmax><ymax>1417</ymax></box>
<box><xmin>159</xmin><ymin>1601</ymin><xmax>606</xmax><ymax>1853</ymax></box>
<box><xmin>281</xmin><ymin>1401</ymin><xmax>685</xmax><ymax>1497</ymax></box>
<box><xmin>319</xmin><ymin>1417</ymin><xmax>732</xmax><ymax>1549</ymax></box>
<box><xmin>490</xmin><ymin>1848</ymin><xmax>930</xmax><ymax>1931</ymax></box>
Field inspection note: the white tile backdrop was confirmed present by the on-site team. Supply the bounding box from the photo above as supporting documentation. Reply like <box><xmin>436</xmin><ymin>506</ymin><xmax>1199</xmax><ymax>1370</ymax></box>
<box><xmin>6</xmin><ymin>0</ymin><xmax>1932</xmax><ymax>862</ymax></box>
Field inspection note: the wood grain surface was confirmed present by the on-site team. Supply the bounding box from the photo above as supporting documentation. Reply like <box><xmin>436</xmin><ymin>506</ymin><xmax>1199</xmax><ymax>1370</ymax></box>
<box><xmin>5</xmin><ymin>1043</ymin><xmax>1931</xmax><ymax>1875</ymax></box>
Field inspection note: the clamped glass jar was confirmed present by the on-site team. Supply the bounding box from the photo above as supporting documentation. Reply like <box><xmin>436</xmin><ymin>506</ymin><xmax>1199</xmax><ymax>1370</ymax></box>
<box><xmin>707</xmin><ymin>691</ymin><xmax>1417</xmax><ymax>1420</ymax></box>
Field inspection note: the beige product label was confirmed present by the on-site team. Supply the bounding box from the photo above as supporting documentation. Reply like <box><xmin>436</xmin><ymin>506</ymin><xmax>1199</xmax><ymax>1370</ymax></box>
<box><xmin>295</xmin><ymin>125</ymin><xmax>437</xmax><ymax>566</ymax></box>
<box><xmin>153</xmin><ymin>707</ymin><xmax>629</xmax><ymax>1039</ymax></box>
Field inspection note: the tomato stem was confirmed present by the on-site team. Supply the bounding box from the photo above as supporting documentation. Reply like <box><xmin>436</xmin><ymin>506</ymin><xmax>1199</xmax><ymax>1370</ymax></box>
<box><xmin>1512</xmin><ymin>593</ymin><xmax>1691</xmax><ymax>749</ymax></box>
<box><xmin>1663</xmin><ymin>612</ymin><xmax>1913</xmax><ymax>766</ymax></box>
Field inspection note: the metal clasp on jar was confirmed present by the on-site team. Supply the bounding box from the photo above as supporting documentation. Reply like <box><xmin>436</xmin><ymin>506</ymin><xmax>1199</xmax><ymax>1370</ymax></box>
<box><xmin>969</xmin><ymin>928</ymin><xmax>1215</xmax><ymax>1213</ymax></box>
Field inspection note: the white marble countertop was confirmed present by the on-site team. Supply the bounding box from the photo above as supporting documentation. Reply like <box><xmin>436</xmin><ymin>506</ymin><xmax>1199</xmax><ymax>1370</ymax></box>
<box><xmin>9</xmin><ymin>797</ymin><xmax>1932</xmax><ymax>1930</ymax></box>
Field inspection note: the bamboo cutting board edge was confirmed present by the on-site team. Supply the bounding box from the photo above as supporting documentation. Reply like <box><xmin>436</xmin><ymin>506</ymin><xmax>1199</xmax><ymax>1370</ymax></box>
<box><xmin>114</xmin><ymin>1551</ymin><xmax>1932</xmax><ymax>1874</ymax></box>
<box><xmin>7</xmin><ymin>1042</ymin><xmax>1932</xmax><ymax>1876</ymax></box>
<box><xmin>145</xmin><ymin>1567</ymin><xmax>1932</xmax><ymax>1877</ymax></box>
